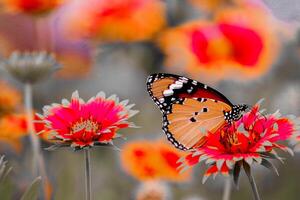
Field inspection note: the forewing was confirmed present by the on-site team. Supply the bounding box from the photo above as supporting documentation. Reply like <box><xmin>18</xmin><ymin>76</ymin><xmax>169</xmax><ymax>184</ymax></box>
<box><xmin>147</xmin><ymin>73</ymin><xmax>233</xmax><ymax>114</ymax></box>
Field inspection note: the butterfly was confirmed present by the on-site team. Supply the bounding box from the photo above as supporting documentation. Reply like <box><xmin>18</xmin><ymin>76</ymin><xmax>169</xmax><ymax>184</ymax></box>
<box><xmin>147</xmin><ymin>73</ymin><xmax>249</xmax><ymax>151</ymax></box>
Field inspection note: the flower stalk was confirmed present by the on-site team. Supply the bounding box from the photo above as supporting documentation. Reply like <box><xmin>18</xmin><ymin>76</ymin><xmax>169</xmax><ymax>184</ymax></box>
<box><xmin>244</xmin><ymin>162</ymin><xmax>261</xmax><ymax>200</ymax></box>
<box><xmin>84</xmin><ymin>149</ymin><xmax>92</xmax><ymax>200</ymax></box>
<box><xmin>246</xmin><ymin>172</ymin><xmax>261</xmax><ymax>200</ymax></box>
<box><xmin>222</xmin><ymin>177</ymin><xmax>232</xmax><ymax>200</ymax></box>
<box><xmin>24</xmin><ymin>83</ymin><xmax>48</xmax><ymax>199</ymax></box>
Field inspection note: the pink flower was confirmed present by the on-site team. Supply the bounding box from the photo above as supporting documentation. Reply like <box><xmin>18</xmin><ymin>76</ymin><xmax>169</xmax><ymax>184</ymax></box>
<box><xmin>179</xmin><ymin>102</ymin><xmax>298</xmax><ymax>183</ymax></box>
<box><xmin>37</xmin><ymin>91</ymin><xmax>138</xmax><ymax>149</ymax></box>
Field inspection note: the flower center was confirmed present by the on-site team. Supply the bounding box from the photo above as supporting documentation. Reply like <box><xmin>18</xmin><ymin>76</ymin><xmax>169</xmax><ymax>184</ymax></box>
<box><xmin>221</xmin><ymin>129</ymin><xmax>240</xmax><ymax>147</ymax></box>
<box><xmin>71</xmin><ymin>119</ymin><xmax>100</xmax><ymax>134</ymax></box>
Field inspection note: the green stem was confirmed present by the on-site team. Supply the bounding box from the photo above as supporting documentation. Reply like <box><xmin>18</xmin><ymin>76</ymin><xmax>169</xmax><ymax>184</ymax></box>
<box><xmin>84</xmin><ymin>149</ymin><xmax>92</xmax><ymax>200</ymax></box>
<box><xmin>246</xmin><ymin>169</ymin><xmax>261</xmax><ymax>200</ymax></box>
<box><xmin>222</xmin><ymin>177</ymin><xmax>232</xmax><ymax>200</ymax></box>
<box><xmin>24</xmin><ymin>83</ymin><xmax>48</xmax><ymax>198</ymax></box>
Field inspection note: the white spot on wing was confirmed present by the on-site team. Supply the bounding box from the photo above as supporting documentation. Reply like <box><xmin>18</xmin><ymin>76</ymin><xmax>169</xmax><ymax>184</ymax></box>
<box><xmin>163</xmin><ymin>89</ymin><xmax>174</xmax><ymax>96</ymax></box>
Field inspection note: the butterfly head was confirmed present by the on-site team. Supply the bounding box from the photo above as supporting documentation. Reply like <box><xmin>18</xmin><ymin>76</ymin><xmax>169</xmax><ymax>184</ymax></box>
<box><xmin>224</xmin><ymin>104</ymin><xmax>249</xmax><ymax>123</ymax></box>
<box><xmin>232</xmin><ymin>104</ymin><xmax>249</xmax><ymax>120</ymax></box>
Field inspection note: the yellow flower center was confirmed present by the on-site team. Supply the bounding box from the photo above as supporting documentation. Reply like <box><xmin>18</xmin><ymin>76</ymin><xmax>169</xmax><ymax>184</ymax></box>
<box><xmin>207</xmin><ymin>37</ymin><xmax>232</xmax><ymax>61</ymax></box>
<box><xmin>71</xmin><ymin>119</ymin><xmax>99</xmax><ymax>134</ymax></box>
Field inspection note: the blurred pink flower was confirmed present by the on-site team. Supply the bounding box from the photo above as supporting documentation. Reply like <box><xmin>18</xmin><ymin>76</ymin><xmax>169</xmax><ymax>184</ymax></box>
<box><xmin>0</xmin><ymin>12</ymin><xmax>93</xmax><ymax>78</ymax></box>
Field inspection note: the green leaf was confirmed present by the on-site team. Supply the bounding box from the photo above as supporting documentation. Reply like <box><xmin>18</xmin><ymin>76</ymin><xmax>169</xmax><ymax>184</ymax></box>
<box><xmin>0</xmin><ymin>156</ymin><xmax>12</xmax><ymax>184</ymax></box>
<box><xmin>20</xmin><ymin>177</ymin><xmax>42</xmax><ymax>200</ymax></box>
<box><xmin>233</xmin><ymin>161</ymin><xmax>242</xmax><ymax>188</ymax></box>
<box><xmin>242</xmin><ymin>161</ymin><xmax>251</xmax><ymax>180</ymax></box>
<box><xmin>261</xmin><ymin>159</ymin><xmax>279</xmax><ymax>176</ymax></box>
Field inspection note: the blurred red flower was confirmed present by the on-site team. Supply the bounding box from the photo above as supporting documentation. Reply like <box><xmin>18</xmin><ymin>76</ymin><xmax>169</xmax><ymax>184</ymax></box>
<box><xmin>159</xmin><ymin>8</ymin><xmax>278</xmax><ymax>82</ymax></box>
<box><xmin>0</xmin><ymin>114</ymin><xmax>28</xmax><ymax>152</ymax></box>
<box><xmin>180</xmin><ymin>103</ymin><xmax>297</xmax><ymax>183</ymax></box>
<box><xmin>61</xmin><ymin>0</ymin><xmax>166</xmax><ymax>42</ymax></box>
<box><xmin>37</xmin><ymin>91</ymin><xmax>138</xmax><ymax>149</ymax></box>
<box><xmin>2</xmin><ymin>0</ymin><xmax>65</xmax><ymax>15</ymax></box>
<box><xmin>121</xmin><ymin>140</ymin><xmax>191</xmax><ymax>182</ymax></box>
<box><xmin>0</xmin><ymin>81</ymin><xmax>21</xmax><ymax>115</ymax></box>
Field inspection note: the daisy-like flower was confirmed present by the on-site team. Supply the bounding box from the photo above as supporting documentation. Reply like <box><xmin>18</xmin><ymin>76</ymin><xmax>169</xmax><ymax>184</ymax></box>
<box><xmin>179</xmin><ymin>101</ymin><xmax>298</xmax><ymax>199</ymax></box>
<box><xmin>0</xmin><ymin>114</ymin><xmax>28</xmax><ymax>152</ymax></box>
<box><xmin>37</xmin><ymin>91</ymin><xmax>138</xmax><ymax>149</ymax></box>
<box><xmin>61</xmin><ymin>0</ymin><xmax>166</xmax><ymax>42</ymax></box>
<box><xmin>159</xmin><ymin>8</ymin><xmax>278</xmax><ymax>82</ymax></box>
<box><xmin>0</xmin><ymin>81</ymin><xmax>21</xmax><ymax>115</ymax></box>
<box><xmin>121</xmin><ymin>140</ymin><xmax>190</xmax><ymax>182</ymax></box>
<box><xmin>3</xmin><ymin>51</ymin><xmax>60</xmax><ymax>84</ymax></box>
<box><xmin>2</xmin><ymin>0</ymin><xmax>65</xmax><ymax>16</ymax></box>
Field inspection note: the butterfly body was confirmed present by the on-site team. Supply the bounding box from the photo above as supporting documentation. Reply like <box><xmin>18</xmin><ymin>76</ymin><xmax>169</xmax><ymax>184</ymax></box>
<box><xmin>147</xmin><ymin>73</ymin><xmax>248</xmax><ymax>150</ymax></box>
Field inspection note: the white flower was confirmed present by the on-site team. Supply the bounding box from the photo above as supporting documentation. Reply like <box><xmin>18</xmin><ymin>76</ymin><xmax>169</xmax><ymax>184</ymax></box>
<box><xmin>2</xmin><ymin>51</ymin><xmax>60</xmax><ymax>84</ymax></box>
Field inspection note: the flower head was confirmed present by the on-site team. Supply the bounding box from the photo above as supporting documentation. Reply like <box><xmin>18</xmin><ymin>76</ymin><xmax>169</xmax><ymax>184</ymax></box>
<box><xmin>37</xmin><ymin>91</ymin><xmax>138</xmax><ymax>149</ymax></box>
<box><xmin>61</xmin><ymin>0</ymin><xmax>166</xmax><ymax>42</ymax></box>
<box><xmin>0</xmin><ymin>81</ymin><xmax>21</xmax><ymax>115</ymax></box>
<box><xmin>180</xmin><ymin>102</ymin><xmax>298</xmax><ymax>183</ymax></box>
<box><xmin>136</xmin><ymin>181</ymin><xmax>170</xmax><ymax>200</ymax></box>
<box><xmin>121</xmin><ymin>140</ymin><xmax>190</xmax><ymax>182</ymax></box>
<box><xmin>3</xmin><ymin>0</ymin><xmax>65</xmax><ymax>16</ymax></box>
<box><xmin>0</xmin><ymin>114</ymin><xmax>28</xmax><ymax>152</ymax></box>
<box><xmin>158</xmin><ymin>8</ymin><xmax>278</xmax><ymax>82</ymax></box>
<box><xmin>3</xmin><ymin>51</ymin><xmax>60</xmax><ymax>84</ymax></box>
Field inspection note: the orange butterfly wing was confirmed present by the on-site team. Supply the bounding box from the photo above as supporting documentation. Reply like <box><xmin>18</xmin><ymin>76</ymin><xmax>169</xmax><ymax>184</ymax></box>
<box><xmin>147</xmin><ymin>73</ymin><xmax>236</xmax><ymax>150</ymax></box>
<box><xmin>164</xmin><ymin>98</ymin><xmax>231</xmax><ymax>150</ymax></box>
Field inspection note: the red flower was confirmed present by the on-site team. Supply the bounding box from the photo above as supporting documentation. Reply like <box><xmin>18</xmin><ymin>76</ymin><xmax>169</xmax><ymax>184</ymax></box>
<box><xmin>37</xmin><ymin>91</ymin><xmax>138</xmax><ymax>149</ymax></box>
<box><xmin>3</xmin><ymin>0</ymin><xmax>65</xmax><ymax>15</ymax></box>
<box><xmin>159</xmin><ymin>8</ymin><xmax>278</xmax><ymax>82</ymax></box>
<box><xmin>121</xmin><ymin>140</ymin><xmax>191</xmax><ymax>182</ymax></box>
<box><xmin>180</xmin><ymin>102</ymin><xmax>298</xmax><ymax>183</ymax></box>
<box><xmin>0</xmin><ymin>81</ymin><xmax>22</xmax><ymax>115</ymax></box>
<box><xmin>0</xmin><ymin>114</ymin><xmax>28</xmax><ymax>152</ymax></box>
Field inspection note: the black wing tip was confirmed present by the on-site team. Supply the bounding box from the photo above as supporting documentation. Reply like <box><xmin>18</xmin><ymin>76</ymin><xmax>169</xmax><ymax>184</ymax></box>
<box><xmin>147</xmin><ymin>73</ymin><xmax>183</xmax><ymax>80</ymax></box>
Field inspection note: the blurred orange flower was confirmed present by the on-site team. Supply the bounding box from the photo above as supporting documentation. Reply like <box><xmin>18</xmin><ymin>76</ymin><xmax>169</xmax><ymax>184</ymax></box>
<box><xmin>189</xmin><ymin>0</ymin><xmax>229</xmax><ymax>12</ymax></box>
<box><xmin>159</xmin><ymin>8</ymin><xmax>278</xmax><ymax>82</ymax></box>
<box><xmin>0</xmin><ymin>114</ymin><xmax>28</xmax><ymax>152</ymax></box>
<box><xmin>121</xmin><ymin>140</ymin><xmax>190</xmax><ymax>182</ymax></box>
<box><xmin>3</xmin><ymin>0</ymin><xmax>65</xmax><ymax>15</ymax></box>
<box><xmin>62</xmin><ymin>0</ymin><xmax>166</xmax><ymax>42</ymax></box>
<box><xmin>189</xmin><ymin>0</ymin><xmax>267</xmax><ymax>12</ymax></box>
<box><xmin>0</xmin><ymin>81</ymin><xmax>21</xmax><ymax>115</ymax></box>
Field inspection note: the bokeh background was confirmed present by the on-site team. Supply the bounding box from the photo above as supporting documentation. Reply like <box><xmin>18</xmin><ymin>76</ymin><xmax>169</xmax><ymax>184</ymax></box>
<box><xmin>0</xmin><ymin>0</ymin><xmax>300</xmax><ymax>199</ymax></box>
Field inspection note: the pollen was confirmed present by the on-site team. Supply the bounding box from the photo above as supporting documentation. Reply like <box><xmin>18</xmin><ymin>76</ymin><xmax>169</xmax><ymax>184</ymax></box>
<box><xmin>71</xmin><ymin>119</ymin><xmax>100</xmax><ymax>134</ymax></box>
